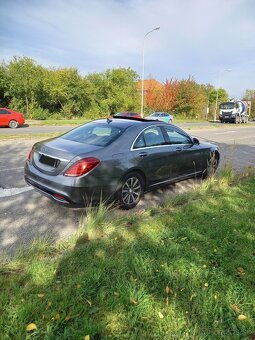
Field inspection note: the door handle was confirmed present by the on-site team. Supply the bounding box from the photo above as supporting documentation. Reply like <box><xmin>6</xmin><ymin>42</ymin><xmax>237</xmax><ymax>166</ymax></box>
<box><xmin>139</xmin><ymin>152</ymin><xmax>148</xmax><ymax>158</ymax></box>
<box><xmin>175</xmin><ymin>147</ymin><xmax>182</xmax><ymax>152</ymax></box>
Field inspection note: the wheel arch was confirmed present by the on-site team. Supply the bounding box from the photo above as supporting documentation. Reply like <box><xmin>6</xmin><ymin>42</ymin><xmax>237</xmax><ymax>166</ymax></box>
<box><xmin>121</xmin><ymin>168</ymin><xmax>147</xmax><ymax>188</ymax></box>
<box><xmin>214</xmin><ymin>149</ymin><xmax>220</xmax><ymax>162</ymax></box>
<box><xmin>8</xmin><ymin>119</ymin><xmax>18</xmax><ymax>128</ymax></box>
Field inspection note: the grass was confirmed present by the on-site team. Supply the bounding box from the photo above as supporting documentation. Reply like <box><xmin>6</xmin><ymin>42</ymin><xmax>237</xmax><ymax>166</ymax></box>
<box><xmin>26</xmin><ymin>119</ymin><xmax>89</xmax><ymax>126</ymax></box>
<box><xmin>0</xmin><ymin>132</ymin><xmax>62</xmax><ymax>140</ymax></box>
<box><xmin>0</xmin><ymin>171</ymin><xmax>255</xmax><ymax>339</ymax></box>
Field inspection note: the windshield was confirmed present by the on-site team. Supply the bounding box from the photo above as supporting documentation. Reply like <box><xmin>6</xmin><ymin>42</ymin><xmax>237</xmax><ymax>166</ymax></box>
<box><xmin>219</xmin><ymin>102</ymin><xmax>235</xmax><ymax>110</ymax></box>
<box><xmin>61</xmin><ymin>122</ymin><xmax>124</xmax><ymax>146</ymax></box>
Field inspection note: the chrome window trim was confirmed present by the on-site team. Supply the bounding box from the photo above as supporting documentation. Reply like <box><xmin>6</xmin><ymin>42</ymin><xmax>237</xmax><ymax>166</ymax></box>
<box><xmin>131</xmin><ymin>144</ymin><xmax>192</xmax><ymax>151</ymax></box>
<box><xmin>148</xmin><ymin>171</ymin><xmax>203</xmax><ymax>187</ymax></box>
<box><xmin>164</xmin><ymin>125</ymin><xmax>192</xmax><ymax>141</ymax></box>
<box><xmin>130</xmin><ymin>125</ymin><xmax>193</xmax><ymax>151</ymax></box>
<box><xmin>130</xmin><ymin>125</ymin><xmax>164</xmax><ymax>151</ymax></box>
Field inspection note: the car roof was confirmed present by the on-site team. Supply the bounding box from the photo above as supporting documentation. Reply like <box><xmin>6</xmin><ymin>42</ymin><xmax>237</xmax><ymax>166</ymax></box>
<box><xmin>93</xmin><ymin>116</ymin><xmax>166</xmax><ymax>127</ymax></box>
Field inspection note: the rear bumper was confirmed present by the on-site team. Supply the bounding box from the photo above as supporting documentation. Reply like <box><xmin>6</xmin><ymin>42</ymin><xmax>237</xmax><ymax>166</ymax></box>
<box><xmin>19</xmin><ymin>118</ymin><xmax>25</xmax><ymax>125</ymax></box>
<box><xmin>24</xmin><ymin>161</ymin><xmax>117</xmax><ymax>207</ymax></box>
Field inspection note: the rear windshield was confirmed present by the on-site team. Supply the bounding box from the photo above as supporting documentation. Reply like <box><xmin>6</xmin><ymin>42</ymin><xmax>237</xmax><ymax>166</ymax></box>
<box><xmin>61</xmin><ymin>122</ymin><xmax>124</xmax><ymax>146</ymax></box>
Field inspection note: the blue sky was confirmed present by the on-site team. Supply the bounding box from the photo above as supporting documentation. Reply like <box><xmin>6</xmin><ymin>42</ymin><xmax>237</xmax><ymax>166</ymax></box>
<box><xmin>0</xmin><ymin>0</ymin><xmax>254</xmax><ymax>98</ymax></box>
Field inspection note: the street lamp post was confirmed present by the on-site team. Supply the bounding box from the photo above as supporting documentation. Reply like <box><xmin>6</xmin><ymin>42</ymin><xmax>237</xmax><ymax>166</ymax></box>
<box><xmin>214</xmin><ymin>69</ymin><xmax>232</xmax><ymax>121</ymax></box>
<box><xmin>141</xmin><ymin>26</ymin><xmax>160</xmax><ymax>117</ymax></box>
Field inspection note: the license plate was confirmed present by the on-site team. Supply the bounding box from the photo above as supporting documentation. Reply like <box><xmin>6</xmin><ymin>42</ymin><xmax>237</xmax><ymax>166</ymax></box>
<box><xmin>225</xmin><ymin>116</ymin><xmax>229</xmax><ymax>118</ymax></box>
<box><xmin>39</xmin><ymin>154</ymin><xmax>59</xmax><ymax>167</ymax></box>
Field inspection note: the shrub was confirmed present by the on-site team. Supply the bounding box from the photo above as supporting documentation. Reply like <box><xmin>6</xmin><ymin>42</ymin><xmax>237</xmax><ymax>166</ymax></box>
<box><xmin>31</xmin><ymin>107</ymin><xmax>49</xmax><ymax>120</ymax></box>
<box><xmin>48</xmin><ymin>112</ymin><xmax>65</xmax><ymax>120</ymax></box>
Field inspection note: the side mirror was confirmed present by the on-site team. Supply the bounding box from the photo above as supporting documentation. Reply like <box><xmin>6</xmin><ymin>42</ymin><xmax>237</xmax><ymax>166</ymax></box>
<box><xmin>193</xmin><ymin>137</ymin><xmax>200</xmax><ymax>145</ymax></box>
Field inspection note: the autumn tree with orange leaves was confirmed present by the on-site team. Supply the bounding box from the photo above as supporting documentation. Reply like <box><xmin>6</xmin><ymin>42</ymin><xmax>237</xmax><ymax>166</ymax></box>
<box><xmin>144</xmin><ymin>78</ymin><xmax>179</xmax><ymax>113</ymax></box>
<box><xmin>144</xmin><ymin>77</ymin><xmax>225</xmax><ymax>119</ymax></box>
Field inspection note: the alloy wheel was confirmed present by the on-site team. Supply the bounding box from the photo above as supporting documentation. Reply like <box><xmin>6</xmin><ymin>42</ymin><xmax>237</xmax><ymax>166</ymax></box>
<box><xmin>118</xmin><ymin>173</ymin><xmax>144</xmax><ymax>209</ymax></box>
<box><xmin>9</xmin><ymin>120</ymin><xmax>18</xmax><ymax>128</ymax></box>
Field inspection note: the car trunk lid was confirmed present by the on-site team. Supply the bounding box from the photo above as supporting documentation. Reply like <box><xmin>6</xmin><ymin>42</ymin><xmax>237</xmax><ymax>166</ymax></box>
<box><xmin>32</xmin><ymin>138</ymin><xmax>102</xmax><ymax>176</ymax></box>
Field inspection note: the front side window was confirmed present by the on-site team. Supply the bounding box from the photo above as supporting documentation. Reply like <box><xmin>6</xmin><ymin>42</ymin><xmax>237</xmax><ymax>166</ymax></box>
<box><xmin>62</xmin><ymin>123</ymin><xmax>124</xmax><ymax>146</ymax></box>
<box><xmin>133</xmin><ymin>126</ymin><xmax>166</xmax><ymax>149</ymax></box>
<box><xmin>163</xmin><ymin>126</ymin><xmax>192</xmax><ymax>145</ymax></box>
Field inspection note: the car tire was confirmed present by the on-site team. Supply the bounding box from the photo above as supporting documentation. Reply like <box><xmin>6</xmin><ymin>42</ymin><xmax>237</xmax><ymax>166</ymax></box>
<box><xmin>203</xmin><ymin>152</ymin><xmax>219</xmax><ymax>179</ymax></box>
<box><xmin>118</xmin><ymin>172</ymin><xmax>144</xmax><ymax>210</ymax></box>
<box><xmin>8</xmin><ymin>120</ymin><xmax>18</xmax><ymax>128</ymax></box>
<box><xmin>168</xmin><ymin>119</ymin><xmax>172</xmax><ymax>124</ymax></box>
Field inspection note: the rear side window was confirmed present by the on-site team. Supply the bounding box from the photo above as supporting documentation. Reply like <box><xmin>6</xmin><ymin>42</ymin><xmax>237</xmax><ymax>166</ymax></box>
<box><xmin>0</xmin><ymin>109</ymin><xmax>10</xmax><ymax>114</ymax></box>
<box><xmin>133</xmin><ymin>134</ymin><xmax>146</xmax><ymax>148</ymax></box>
<box><xmin>62</xmin><ymin>123</ymin><xmax>124</xmax><ymax>146</ymax></box>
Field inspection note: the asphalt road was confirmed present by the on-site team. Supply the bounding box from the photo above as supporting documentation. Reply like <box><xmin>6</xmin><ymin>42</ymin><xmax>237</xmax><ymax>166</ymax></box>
<box><xmin>1</xmin><ymin>120</ymin><xmax>254</xmax><ymax>135</ymax></box>
<box><xmin>0</xmin><ymin>124</ymin><xmax>73</xmax><ymax>135</ymax></box>
<box><xmin>1</xmin><ymin>124</ymin><xmax>255</xmax><ymax>255</ymax></box>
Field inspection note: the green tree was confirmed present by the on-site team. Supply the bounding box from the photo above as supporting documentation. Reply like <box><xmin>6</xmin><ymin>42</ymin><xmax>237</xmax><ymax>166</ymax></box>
<box><xmin>5</xmin><ymin>57</ymin><xmax>45</xmax><ymax>118</ymax></box>
<box><xmin>243</xmin><ymin>89</ymin><xmax>255</xmax><ymax>118</ymax></box>
<box><xmin>87</xmin><ymin>67</ymin><xmax>140</xmax><ymax>116</ymax></box>
<box><xmin>175</xmin><ymin>78</ymin><xmax>208</xmax><ymax>118</ymax></box>
<box><xmin>42</xmin><ymin>67</ymin><xmax>92</xmax><ymax>117</ymax></box>
<box><xmin>0</xmin><ymin>61</ymin><xmax>9</xmax><ymax>107</ymax></box>
<box><xmin>202</xmin><ymin>84</ymin><xmax>228</xmax><ymax>120</ymax></box>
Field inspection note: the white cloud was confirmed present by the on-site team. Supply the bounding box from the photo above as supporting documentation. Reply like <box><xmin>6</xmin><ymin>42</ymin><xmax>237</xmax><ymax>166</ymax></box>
<box><xmin>0</xmin><ymin>0</ymin><xmax>254</xmax><ymax>97</ymax></box>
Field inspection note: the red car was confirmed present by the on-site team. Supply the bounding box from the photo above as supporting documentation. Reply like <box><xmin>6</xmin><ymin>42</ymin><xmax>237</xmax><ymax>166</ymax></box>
<box><xmin>0</xmin><ymin>108</ymin><xmax>25</xmax><ymax>128</ymax></box>
<box><xmin>114</xmin><ymin>112</ymin><xmax>142</xmax><ymax>119</ymax></box>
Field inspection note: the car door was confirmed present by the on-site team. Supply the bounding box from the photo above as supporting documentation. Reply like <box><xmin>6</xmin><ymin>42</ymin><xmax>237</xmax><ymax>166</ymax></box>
<box><xmin>160</xmin><ymin>113</ymin><xmax>168</xmax><ymax>123</ymax></box>
<box><xmin>0</xmin><ymin>109</ymin><xmax>10</xmax><ymax>126</ymax></box>
<box><xmin>162</xmin><ymin>125</ymin><xmax>202</xmax><ymax>179</ymax></box>
<box><xmin>131</xmin><ymin>126</ymin><xmax>171</xmax><ymax>186</ymax></box>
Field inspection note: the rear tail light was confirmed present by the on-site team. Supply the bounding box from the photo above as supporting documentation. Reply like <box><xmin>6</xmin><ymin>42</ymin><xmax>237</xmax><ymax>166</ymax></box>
<box><xmin>64</xmin><ymin>157</ymin><xmax>100</xmax><ymax>177</ymax></box>
<box><xmin>27</xmin><ymin>149</ymin><xmax>32</xmax><ymax>162</ymax></box>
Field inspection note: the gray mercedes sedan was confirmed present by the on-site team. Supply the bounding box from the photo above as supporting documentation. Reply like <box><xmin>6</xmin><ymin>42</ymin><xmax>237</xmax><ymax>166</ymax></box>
<box><xmin>24</xmin><ymin>117</ymin><xmax>219</xmax><ymax>209</ymax></box>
